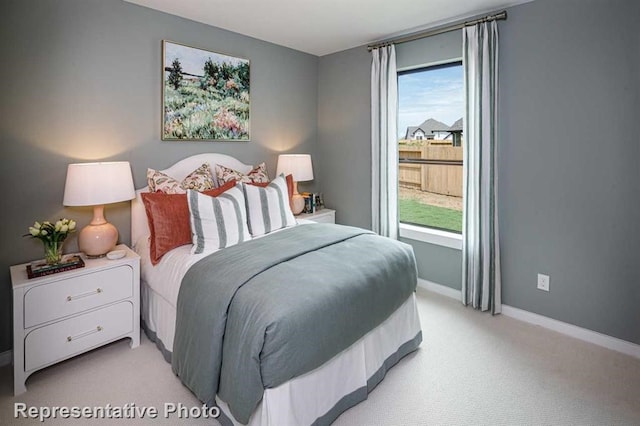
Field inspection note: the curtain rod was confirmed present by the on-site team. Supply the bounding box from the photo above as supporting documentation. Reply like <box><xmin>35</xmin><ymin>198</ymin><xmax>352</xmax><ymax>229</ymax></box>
<box><xmin>367</xmin><ymin>10</ymin><xmax>507</xmax><ymax>51</ymax></box>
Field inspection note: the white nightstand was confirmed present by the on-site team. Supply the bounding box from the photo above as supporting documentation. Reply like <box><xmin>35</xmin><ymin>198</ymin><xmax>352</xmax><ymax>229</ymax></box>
<box><xmin>10</xmin><ymin>244</ymin><xmax>140</xmax><ymax>395</ymax></box>
<box><xmin>296</xmin><ymin>208</ymin><xmax>336</xmax><ymax>224</ymax></box>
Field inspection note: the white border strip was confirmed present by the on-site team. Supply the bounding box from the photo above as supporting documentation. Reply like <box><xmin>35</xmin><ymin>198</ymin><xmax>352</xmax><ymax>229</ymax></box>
<box><xmin>417</xmin><ymin>278</ymin><xmax>640</xmax><ymax>359</ymax></box>
<box><xmin>400</xmin><ymin>224</ymin><xmax>462</xmax><ymax>250</ymax></box>
<box><xmin>0</xmin><ymin>350</ymin><xmax>12</xmax><ymax>367</ymax></box>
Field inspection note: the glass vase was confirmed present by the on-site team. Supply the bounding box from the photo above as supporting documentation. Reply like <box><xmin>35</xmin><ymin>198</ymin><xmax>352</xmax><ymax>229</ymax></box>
<box><xmin>43</xmin><ymin>241</ymin><xmax>64</xmax><ymax>265</ymax></box>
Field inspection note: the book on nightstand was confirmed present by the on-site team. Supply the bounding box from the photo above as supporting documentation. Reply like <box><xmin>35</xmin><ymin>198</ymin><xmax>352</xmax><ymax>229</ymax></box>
<box><xmin>302</xmin><ymin>192</ymin><xmax>315</xmax><ymax>213</ymax></box>
<box><xmin>26</xmin><ymin>254</ymin><xmax>85</xmax><ymax>279</ymax></box>
<box><xmin>302</xmin><ymin>192</ymin><xmax>325</xmax><ymax>214</ymax></box>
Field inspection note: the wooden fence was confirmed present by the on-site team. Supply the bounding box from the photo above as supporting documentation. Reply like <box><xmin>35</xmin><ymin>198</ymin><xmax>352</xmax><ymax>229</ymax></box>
<box><xmin>399</xmin><ymin>145</ymin><xmax>463</xmax><ymax>197</ymax></box>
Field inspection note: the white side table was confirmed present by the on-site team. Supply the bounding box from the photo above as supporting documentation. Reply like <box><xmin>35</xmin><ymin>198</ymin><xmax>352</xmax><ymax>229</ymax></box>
<box><xmin>296</xmin><ymin>208</ymin><xmax>336</xmax><ymax>224</ymax></box>
<box><xmin>10</xmin><ymin>244</ymin><xmax>140</xmax><ymax>395</ymax></box>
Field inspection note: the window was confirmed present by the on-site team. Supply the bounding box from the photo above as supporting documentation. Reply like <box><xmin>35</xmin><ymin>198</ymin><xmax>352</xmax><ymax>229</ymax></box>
<box><xmin>397</xmin><ymin>62</ymin><xmax>464</xmax><ymax>233</ymax></box>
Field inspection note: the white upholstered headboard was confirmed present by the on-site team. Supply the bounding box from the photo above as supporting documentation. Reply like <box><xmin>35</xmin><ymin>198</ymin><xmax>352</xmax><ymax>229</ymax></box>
<box><xmin>131</xmin><ymin>153</ymin><xmax>253</xmax><ymax>248</ymax></box>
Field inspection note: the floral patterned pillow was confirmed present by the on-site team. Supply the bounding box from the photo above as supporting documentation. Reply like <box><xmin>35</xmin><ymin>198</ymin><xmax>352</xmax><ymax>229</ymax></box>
<box><xmin>215</xmin><ymin>162</ymin><xmax>269</xmax><ymax>186</ymax></box>
<box><xmin>147</xmin><ymin>163</ymin><xmax>215</xmax><ymax>194</ymax></box>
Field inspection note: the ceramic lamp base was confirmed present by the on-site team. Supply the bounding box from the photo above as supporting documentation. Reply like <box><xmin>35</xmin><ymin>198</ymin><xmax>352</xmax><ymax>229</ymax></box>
<box><xmin>78</xmin><ymin>205</ymin><xmax>118</xmax><ymax>258</ymax></box>
<box><xmin>292</xmin><ymin>193</ymin><xmax>305</xmax><ymax>215</ymax></box>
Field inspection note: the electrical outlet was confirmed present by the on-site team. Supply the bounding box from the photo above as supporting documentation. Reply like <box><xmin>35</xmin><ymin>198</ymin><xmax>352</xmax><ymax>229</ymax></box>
<box><xmin>537</xmin><ymin>273</ymin><xmax>550</xmax><ymax>292</ymax></box>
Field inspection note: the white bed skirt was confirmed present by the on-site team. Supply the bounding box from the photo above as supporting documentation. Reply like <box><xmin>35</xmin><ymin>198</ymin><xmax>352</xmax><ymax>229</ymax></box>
<box><xmin>141</xmin><ymin>280</ymin><xmax>421</xmax><ymax>425</ymax></box>
<box><xmin>141</xmin><ymin>282</ymin><xmax>177</xmax><ymax>356</ymax></box>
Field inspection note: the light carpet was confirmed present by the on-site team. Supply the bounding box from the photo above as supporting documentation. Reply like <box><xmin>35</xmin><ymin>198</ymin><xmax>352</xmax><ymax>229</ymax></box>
<box><xmin>1</xmin><ymin>288</ymin><xmax>638</xmax><ymax>425</ymax></box>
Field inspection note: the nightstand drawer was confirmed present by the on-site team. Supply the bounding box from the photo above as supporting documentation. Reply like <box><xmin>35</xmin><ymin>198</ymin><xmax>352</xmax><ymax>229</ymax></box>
<box><xmin>24</xmin><ymin>301</ymin><xmax>133</xmax><ymax>372</ymax></box>
<box><xmin>24</xmin><ymin>265</ymin><xmax>133</xmax><ymax>328</ymax></box>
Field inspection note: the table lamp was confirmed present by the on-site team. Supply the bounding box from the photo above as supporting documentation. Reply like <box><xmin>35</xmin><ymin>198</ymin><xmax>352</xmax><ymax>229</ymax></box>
<box><xmin>276</xmin><ymin>154</ymin><xmax>314</xmax><ymax>215</ymax></box>
<box><xmin>63</xmin><ymin>161</ymin><xmax>135</xmax><ymax>257</ymax></box>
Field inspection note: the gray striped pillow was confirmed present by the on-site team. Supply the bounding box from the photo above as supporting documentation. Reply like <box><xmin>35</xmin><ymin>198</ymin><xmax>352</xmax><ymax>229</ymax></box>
<box><xmin>243</xmin><ymin>174</ymin><xmax>296</xmax><ymax>237</ymax></box>
<box><xmin>187</xmin><ymin>185</ymin><xmax>250</xmax><ymax>254</ymax></box>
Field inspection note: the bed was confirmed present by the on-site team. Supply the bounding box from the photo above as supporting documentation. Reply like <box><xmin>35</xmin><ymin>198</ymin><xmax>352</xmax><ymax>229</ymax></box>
<box><xmin>131</xmin><ymin>153</ymin><xmax>422</xmax><ymax>425</ymax></box>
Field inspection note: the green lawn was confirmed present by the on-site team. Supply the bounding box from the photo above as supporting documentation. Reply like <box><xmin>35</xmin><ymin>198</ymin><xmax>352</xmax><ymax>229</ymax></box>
<box><xmin>399</xmin><ymin>199</ymin><xmax>462</xmax><ymax>233</ymax></box>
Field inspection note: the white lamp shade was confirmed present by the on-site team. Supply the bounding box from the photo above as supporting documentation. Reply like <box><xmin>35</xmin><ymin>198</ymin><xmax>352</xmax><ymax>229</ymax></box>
<box><xmin>276</xmin><ymin>154</ymin><xmax>314</xmax><ymax>182</ymax></box>
<box><xmin>63</xmin><ymin>161</ymin><xmax>136</xmax><ymax>206</ymax></box>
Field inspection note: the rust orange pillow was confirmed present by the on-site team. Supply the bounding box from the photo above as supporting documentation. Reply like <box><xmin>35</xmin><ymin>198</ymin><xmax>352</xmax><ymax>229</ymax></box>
<box><xmin>141</xmin><ymin>179</ymin><xmax>236</xmax><ymax>265</ymax></box>
<box><xmin>249</xmin><ymin>174</ymin><xmax>294</xmax><ymax>211</ymax></box>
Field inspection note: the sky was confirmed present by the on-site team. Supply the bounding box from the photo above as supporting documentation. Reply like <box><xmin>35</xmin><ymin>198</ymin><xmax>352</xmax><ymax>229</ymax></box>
<box><xmin>398</xmin><ymin>64</ymin><xmax>463</xmax><ymax>139</ymax></box>
<box><xmin>164</xmin><ymin>41</ymin><xmax>248</xmax><ymax>77</ymax></box>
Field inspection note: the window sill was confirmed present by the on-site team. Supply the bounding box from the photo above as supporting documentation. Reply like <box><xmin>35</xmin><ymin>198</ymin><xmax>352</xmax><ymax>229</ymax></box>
<box><xmin>399</xmin><ymin>223</ymin><xmax>462</xmax><ymax>250</ymax></box>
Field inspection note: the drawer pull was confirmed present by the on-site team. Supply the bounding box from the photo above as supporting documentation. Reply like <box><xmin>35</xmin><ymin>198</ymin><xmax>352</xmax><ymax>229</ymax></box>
<box><xmin>67</xmin><ymin>326</ymin><xmax>103</xmax><ymax>342</ymax></box>
<box><xmin>66</xmin><ymin>288</ymin><xmax>103</xmax><ymax>302</ymax></box>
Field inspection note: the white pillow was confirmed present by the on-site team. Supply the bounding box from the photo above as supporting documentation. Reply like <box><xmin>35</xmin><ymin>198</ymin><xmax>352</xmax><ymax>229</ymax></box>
<box><xmin>187</xmin><ymin>185</ymin><xmax>250</xmax><ymax>254</ymax></box>
<box><xmin>243</xmin><ymin>174</ymin><xmax>296</xmax><ymax>237</ymax></box>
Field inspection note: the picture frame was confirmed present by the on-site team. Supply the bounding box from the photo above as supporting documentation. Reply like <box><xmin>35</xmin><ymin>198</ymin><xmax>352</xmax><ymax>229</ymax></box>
<box><xmin>162</xmin><ymin>40</ymin><xmax>250</xmax><ymax>141</ymax></box>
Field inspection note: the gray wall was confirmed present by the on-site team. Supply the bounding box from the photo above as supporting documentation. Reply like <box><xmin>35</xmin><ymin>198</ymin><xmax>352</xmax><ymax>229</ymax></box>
<box><xmin>396</xmin><ymin>30</ymin><xmax>462</xmax><ymax>69</ymax></box>
<box><xmin>317</xmin><ymin>0</ymin><xmax>640</xmax><ymax>345</ymax></box>
<box><xmin>400</xmin><ymin>238</ymin><xmax>462</xmax><ymax>290</ymax></box>
<box><xmin>316</xmin><ymin>46</ymin><xmax>372</xmax><ymax>228</ymax></box>
<box><xmin>499</xmin><ymin>0</ymin><xmax>640</xmax><ymax>344</ymax></box>
<box><xmin>0</xmin><ymin>0</ymin><xmax>318</xmax><ymax>353</ymax></box>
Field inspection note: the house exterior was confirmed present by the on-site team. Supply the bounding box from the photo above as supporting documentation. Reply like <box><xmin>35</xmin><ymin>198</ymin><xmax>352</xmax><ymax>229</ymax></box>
<box><xmin>404</xmin><ymin>118</ymin><xmax>463</xmax><ymax>144</ymax></box>
<box><xmin>448</xmin><ymin>118</ymin><xmax>463</xmax><ymax>147</ymax></box>
<box><xmin>405</xmin><ymin>126</ymin><xmax>426</xmax><ymax>140</ymax></box>
<box><xmin>404</xmin><ymin>118</ymin><xmax>451</xmax><ymax>141</ymax></box>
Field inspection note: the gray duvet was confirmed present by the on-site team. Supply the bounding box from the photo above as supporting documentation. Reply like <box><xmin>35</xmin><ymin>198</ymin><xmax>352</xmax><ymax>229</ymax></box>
<box><xmin>172</xmin><ymin>223</ymin><xmax>418</xmax><ymax>424</ymax></box>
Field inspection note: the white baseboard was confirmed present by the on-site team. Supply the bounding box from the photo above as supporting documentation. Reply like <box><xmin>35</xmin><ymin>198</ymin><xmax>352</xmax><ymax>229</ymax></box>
<box><xmin>416</xmin><ymin>278</ymin><xmax>640</xmax><ymax>359</ymax></box>
<box><xmin>500</xmin><ymin>305</ymin><xmax>640</xmax><ymax>359</ymax></box>
<box><xmin>0</xmin><ymin>350</ymin><xmax>11</xmax><ymax>367</ymax></box>
<box><xmin>417</xmin><ymin>278</ymin><xmax>462</xmax><ymax>300</ymax></box>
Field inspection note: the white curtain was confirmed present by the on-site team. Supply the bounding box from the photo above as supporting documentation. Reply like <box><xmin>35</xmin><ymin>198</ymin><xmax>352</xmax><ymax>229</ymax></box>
<box><xmin>371</xmin><ymin>45</ymin><xmax>399</xmax><ymax>239</ymax></box>
<box><xmin>462</xmin><ymin>21</ymin><xmax>502</xmax><ymax>314</ymax></box>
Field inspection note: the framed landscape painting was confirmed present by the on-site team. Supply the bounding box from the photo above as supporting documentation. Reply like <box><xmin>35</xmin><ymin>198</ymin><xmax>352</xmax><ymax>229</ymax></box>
<box><xmin>162</xmin><ymin>40</ymin><xmax>250</xmax><ymax>141</ymax></box>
